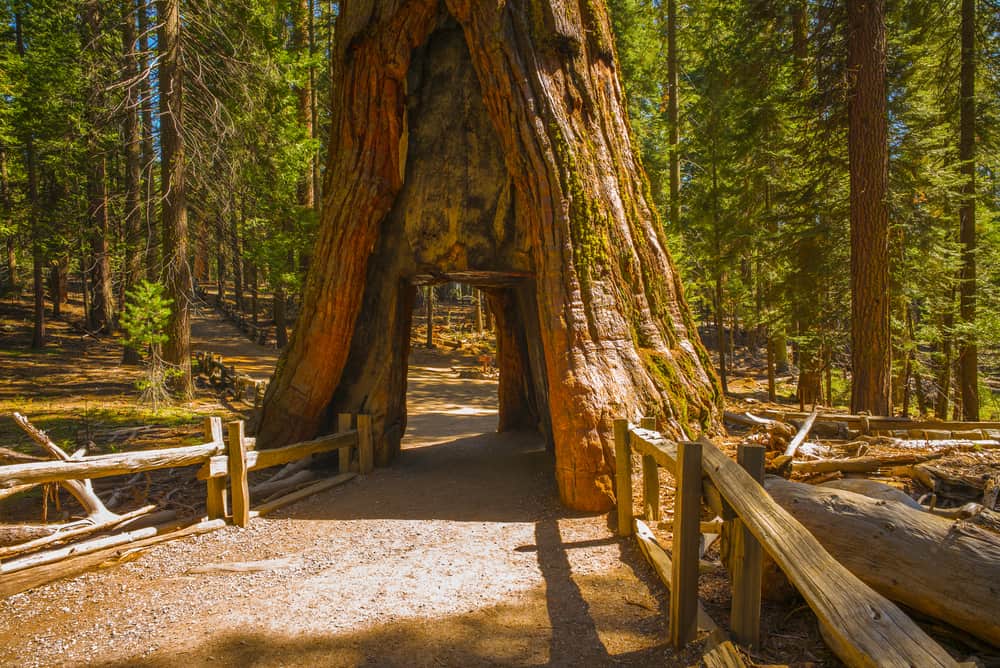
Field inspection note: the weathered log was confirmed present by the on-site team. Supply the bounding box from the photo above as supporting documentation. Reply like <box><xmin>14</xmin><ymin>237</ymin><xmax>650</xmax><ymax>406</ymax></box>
<box><xmin>0</xmin><ymin>517</ymin><xmax>226</xmax><ymax>598</ymax></box>
<box><xmin>765</xmin><ymin>476</ymin><xmax>1000</xmax><ymax>647</ymax></box>
<box><xmin>12</xmin><ymin>412</ymin><xmax>118</xmax><ymax>523</ymax></box>
<box><xmin>818</xmin><ymin>478</ymin><xmax>922</xmax><ymax>510</ymax></box>
<box><xmin>784</xmin><ymin>406</ymin><xmax>819</xmax><ymax>457</ymax></box>
<box><xmin>923</xmin><ymin>502</ymin><xmax>1000</xmax><ymax>533</ymax></box>
<box><xmin>255</xmin><ymin>0</ymin><xmax>722</xmax><ymax>512</ymax></box>
<box><xmin>791</xmin><ymin>452</ymin><xmax>943</xmax><ymax>475</ymax></box>
<box><xmin>0</xmin><ymin>504</ymin><xmax>156</xmax><ymax>560</ymax></box>
<box><xmin>0</xmin><ymin>440</ymin><xmax>223</xmax><ymax>489</ymax></box>
<box><xmin>755</xmin><ymin>408</ymin><xmax>1000</xmax><ymax>434</ymax></box>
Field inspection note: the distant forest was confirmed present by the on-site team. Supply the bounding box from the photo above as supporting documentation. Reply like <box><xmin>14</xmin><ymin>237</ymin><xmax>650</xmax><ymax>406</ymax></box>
<box><xmin>1</xmin><ymin>1</ymin><xmax>999</xmax><ymax>418</ymax></box>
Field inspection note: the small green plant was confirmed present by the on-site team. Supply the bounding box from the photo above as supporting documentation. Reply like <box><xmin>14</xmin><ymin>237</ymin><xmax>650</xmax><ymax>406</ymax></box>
<box><xmin>120</xmin><ymin>280</ymin><xmax>178</xmax><ymax>411</ymax></box>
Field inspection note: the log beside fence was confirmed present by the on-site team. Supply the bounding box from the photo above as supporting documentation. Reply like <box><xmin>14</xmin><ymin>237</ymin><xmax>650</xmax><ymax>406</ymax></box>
<box><xmin>616</xmin><ymin>418</ymin><xmax>959</xmax><ymax>668</ymax></box>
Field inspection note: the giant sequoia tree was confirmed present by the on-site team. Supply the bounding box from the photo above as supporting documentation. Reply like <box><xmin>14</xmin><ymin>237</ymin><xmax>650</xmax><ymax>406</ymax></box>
<box><xmin>257</xmin><ymin>0</ymin><xmax>720</xmax><ymax>511</ymax></box>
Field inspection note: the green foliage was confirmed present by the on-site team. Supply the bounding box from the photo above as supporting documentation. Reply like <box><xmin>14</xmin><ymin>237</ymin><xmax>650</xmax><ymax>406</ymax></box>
<box><xmin>120</xmin><ymin>280</ymin><xmax>176</xmax><ymax>410</ymax></box>
<box><xmin>608</xmin><ymin>0</ymin><xmax>1000</xmax><ymax>414</ymax></box>
<box><xmin>120</xmin><ymin>280</ymin><xmax>172</xmax><ymax>352</ymax></box>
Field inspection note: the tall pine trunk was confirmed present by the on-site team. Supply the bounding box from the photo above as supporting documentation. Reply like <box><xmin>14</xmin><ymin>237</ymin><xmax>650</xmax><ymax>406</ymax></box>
<box><xmin>138</xmin><ymin>0</ymin><xmax>157</xmax><ymax>280</ymax></box>
<box><xmin>666</xmin><ymin>0</ymin><xmax>680</xmax><ymax>229</ymax></box>
<box><xmin>83</xmin><ymin>1</ymin><xmax>115</xmax><ymax>334</ymax></box>
<box><xmin>957</xmin><ymin>0</ymin><xmax>978</xmax><ymax>420</ymax></box>
<box><xmin>847</xmin><ymin>0</ymin><xmax>891</xmax><ymax>415</ymax></box>
<box><xmin>15</xmin><ymin>13</ymin><xmax>44</xmax><ymax>348</ymax></box>
<box><xmin>158</xmin><ymin>0</ymin><xmax>192</xmax><ymax>398</ymax></box>
<box><xmin>121</xmin><ymin>0</ymin><xmax>144</xmax><ymax>364</ymax></box>
<box><xmin>0</xmin><ymin>148</ymin><xmax>16</xmax><ymax>293</ymax></box>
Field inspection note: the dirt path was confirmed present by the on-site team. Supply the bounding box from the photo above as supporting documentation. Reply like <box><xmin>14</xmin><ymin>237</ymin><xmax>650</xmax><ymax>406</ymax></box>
<box><xmin>190</xmin><ymin>306</ymin><xmax>279</xmax><ymax>380</ymax></box>
<box><xmin>0</xmin><ymin>349</ymin><xmax>698</xmax><ymax>667</ymax></box>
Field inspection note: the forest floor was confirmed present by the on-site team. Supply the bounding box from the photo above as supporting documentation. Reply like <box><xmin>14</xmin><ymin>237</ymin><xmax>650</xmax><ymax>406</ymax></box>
<box><xmin>0</xmin><ymin>294</ymin><xmax>845</xmax><ymax>667</ymax></box>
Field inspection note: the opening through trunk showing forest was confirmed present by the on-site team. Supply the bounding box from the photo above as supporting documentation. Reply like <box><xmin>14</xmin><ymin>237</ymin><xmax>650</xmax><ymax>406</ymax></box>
<box><xmin>256</xmin><ymin>2</ymin><xmax>721</xmax><ymax>512</ymax></box>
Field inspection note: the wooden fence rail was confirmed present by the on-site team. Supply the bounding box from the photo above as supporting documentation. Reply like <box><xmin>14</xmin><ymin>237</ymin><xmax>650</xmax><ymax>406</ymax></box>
<box><xmin>616</xmin><ymin>419</ymin><xmax>959</xmax><ymax>668</ymax></box>
<box><xmin>0</xmin><ymin>416</ymin><xmax>375</xmax><ymax>530</ymax></box>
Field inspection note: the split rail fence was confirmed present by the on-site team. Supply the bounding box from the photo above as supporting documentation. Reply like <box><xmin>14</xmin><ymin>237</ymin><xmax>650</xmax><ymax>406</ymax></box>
<box><xmin>616</xmin><ymin>417</ymin><xmax>962</xmax><ymax>668</ymax></box>
<box><xmin>0</xmin><ymin>414</ymin><xmax>374</xmax><ymax>595</ymax></box>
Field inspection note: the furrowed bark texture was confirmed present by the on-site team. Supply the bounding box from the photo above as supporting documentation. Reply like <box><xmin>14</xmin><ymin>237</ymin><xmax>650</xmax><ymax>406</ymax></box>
<box><xmin>957</xmin><ymin>0</ymin><xmax>978</xmax><ymax>420</ymax></box>
<box><xmin>158</xmin><ymin>0</ymin><xmax>192</xmax><ymax>397</ymax></box>
<box><xmin>257</xmin><ymin>0</ymin><xmax>720</xmax><ymax>511</ymax></box>
<box><xmin>847</xmin><ymin>0</ymin><xmax>891</xmax><ymax>416</ymax></box>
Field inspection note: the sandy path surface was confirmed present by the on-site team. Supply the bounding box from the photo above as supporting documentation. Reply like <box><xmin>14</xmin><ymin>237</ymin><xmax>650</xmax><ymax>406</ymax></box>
<box><xmin>190</xmin><ymin>306</ymin><xmax>279</xmax><ymax>379</ymax></box>
<box><xmin>0</xmin><ymin>351</ymin><xmax>696</xmax><ymax>667</ymax></box>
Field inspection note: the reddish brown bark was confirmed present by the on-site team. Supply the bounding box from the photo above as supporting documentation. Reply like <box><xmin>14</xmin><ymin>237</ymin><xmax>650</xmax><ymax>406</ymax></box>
<box><xmin>158</xmin><ymin>0</ymin><xmax>192</xmax><ymax>397</ymax></box>
<box><xmin>122</xmin><ymin>0</ymin><xmax>143</xmax><ymax>364</ymax></box>
<box><xmin>83</xmin><ymin>1</ymin><xmax>115</xmax><ymax>334</ymax></box>
<box><xmin>957</xmin><ymin>0</ymin><xmax>978</xmax><ymax>420</ymax></box>
<box><xmin>258</xmin><ymin>0</ymin><xmax>720</xmax><ymax>511</ymax></box>
<box><xmin>847</xmin><ymin>0</ymin><xmax>891</xmax><ymax>415</ymax></box>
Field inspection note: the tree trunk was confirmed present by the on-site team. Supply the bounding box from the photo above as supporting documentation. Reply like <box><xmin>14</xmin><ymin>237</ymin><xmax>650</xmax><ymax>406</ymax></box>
<box><xmin>474</xmin><ymin>289</ymin><xmax>483</xmax><ymax>332</ymax></box>
<box><xmin>766</xmin><ymin>335</ymin><xmax>776</xmax><ymax>402</ymax></box>
<box><xmin>83</xmin><ymin>1</ymin><xmax>115</xmax><ymax>335</ymax></box>
<box><xmin>766</xmin><ymin>477</ymin><xmax>1000</xmax><ymax>647</ymax></box>
<box><xmin>665</xmin><ymin>0</ymin><xmax>679</xmax><ymax>230</ymax></box>
<box><xmin>256</xmin><ymin>1</ymin><xmax>721</xmax><ymax>511</ymax></box>
<box><xmin>424</xmin><ymin>285</ymin><xmax>434</xmax><ymax>348</ymax></box>
<box><xmin>16</xmin><ymin>14</ymin><xmax>44</xmax><ymax>349</ymax></box>
<box><xmin>158</xmin><ymin>0</ymin><xmax>192</xmax><ymax>398</ymax></box>
<box><xmin>214</xmin><ymin>216</ymin><xmax>226</xmax><ymax>304</ymax></box>
<box><xmin>138</xmin><ymin>0</ymin><xmax>157</xmax><ymax>280</ymax></box>
<box><xmin>273</xmin><ymin>284</ymin><xmax>288</xmax><ymax>348</ymax></box>
<box><xmin>122</xmin><ymin>0</ymin><xmax>144</xmax><ymax>364</ymax></box>
<box><xmin>79</xmin><ymin>238</ymin><xmax>91</xmax><ymax>332</ymax></box>
<box><xmin>936</xmin><ymin>308</ymin><xmax>953</xmax><ymax>419</ymax></box>
<box><xmin>847</xmin><ymin>0</ymin><xmax>891</xmax><ymax>415</ymax></box>
<box><xmin>714</xmin><ymin>275</ymin><xmax>727</xmax><ymax>395</ymax></box>
<box><xmin>0</xmin><ymin>148</ymin><xmax>16</xmax><ymax>294</ymax></box>
<box><xmin>230</xmin><ymin>204</ymin><xmax>243</xmax><ymax>313</ymax></box>
<box><xmin>957</xmin><ymin>0</ymin><xmax>978</xmax><ymax>420</ymax></box>
<box><xmin>47</xmin><ymin>258</ymin><xmax>68</xmax><ymax>317</ymax></box>
<box><xmin>250</xmin><ymin>263</ymin><xmax>259</xmax><ymax>326</ymax></box>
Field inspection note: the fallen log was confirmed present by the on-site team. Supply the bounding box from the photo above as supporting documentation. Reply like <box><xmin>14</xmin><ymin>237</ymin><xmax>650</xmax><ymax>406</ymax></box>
<box><xmin>0</xmin><ymin>517</ymin><xmax>227</xmax><ymax>597</ymax></box>
<box><xmin>0</xmin><ymin>504</ymin><xmax>157</xmax><ymax>560</ymax></box>
<box><xmin>13</xmin><ymin>412</ymin><xmax>118</xmax><ymax>524</ymax></box>
<box><xmin>791</xmin><ymin>452</ymin><xmax>943</xmax><ymax>475</ymax></box>
<box><xmin>784</xmin><ymin>407</ymin><xmax>819</xmax><ymax>458</ymax></box>
<box><xmin>765</xmin><ymin>476</ymin><xmax>1000</xmax><ymax>647</ymax></box>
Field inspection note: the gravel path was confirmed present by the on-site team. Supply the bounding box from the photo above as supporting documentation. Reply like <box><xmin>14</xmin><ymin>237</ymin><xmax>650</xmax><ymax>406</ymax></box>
<box><xmin>0</xmin><ymin>352</ymin><xmax>699</xmax><ymax>667</ymax></box>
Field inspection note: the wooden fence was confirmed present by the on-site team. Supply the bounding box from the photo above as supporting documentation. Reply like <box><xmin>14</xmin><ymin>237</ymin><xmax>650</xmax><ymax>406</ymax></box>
<box><xmin>616</xmin><ymin>418</ymin><xmax>960</xmax><ymax>668</ymax></box>
<box><xmin>0</xmin><ymin>415</ymin><xmax>373</xmax><ymax>529</ymax></box>
<box><xmin>0</xmin><ymin>414</ymin><xmax>376</xmax><ymax>598</ymax></box>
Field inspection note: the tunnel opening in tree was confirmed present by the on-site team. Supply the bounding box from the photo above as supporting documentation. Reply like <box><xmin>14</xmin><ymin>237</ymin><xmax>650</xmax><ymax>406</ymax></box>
<box><xmin>257</xmin><ymin>3</ymin><xmax>721</xmax><ymax>512</ymax></box>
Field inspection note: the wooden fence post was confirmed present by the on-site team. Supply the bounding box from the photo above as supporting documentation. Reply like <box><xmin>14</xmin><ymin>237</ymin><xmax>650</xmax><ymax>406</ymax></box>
<box><xmin>639</xmin><ymin>417</ymin><xmax>660</xmax><ymax>522</ymax></box>
<box><xmin>614</xmin><ymin>418</ymin><xmax>633</xmax><ymax>537</ymax></box>
<box><xmin>203</xmin><ymin>417</ymin><xmax>227</xmax><ymax>520</ymax></box>
<box><xmin>731</xmin><ymin>443</ymin><xmax>765</xmax><ymax>648</ymax></box>
<box><xmin>670</xmin><ymin>440</ymin><xmax>702</xmax><ymax>649</ymax></box>
<box><xmin>357</xmin><ymin>414</ymin><xmax>374</xmax><ymax>474</ymax></box>
<box><xmin>227</xmin><ymin>420</ymin><xmax>250</xmax><ymax>527</ymax></box>
<box><xmin>337</xmin><ymin>413</ymin><xmax>353</xmax><ymax>473</ymax></box>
